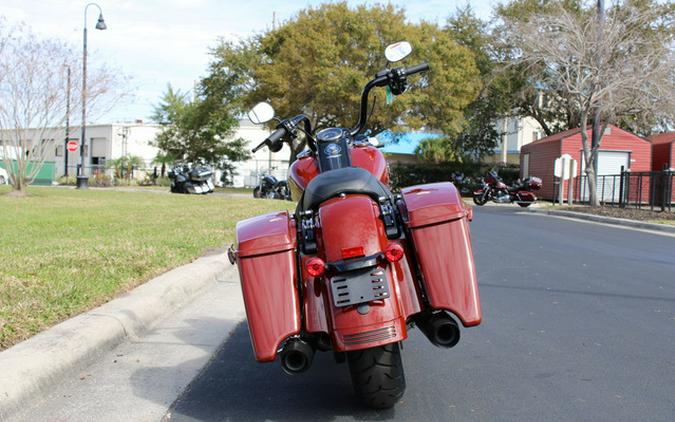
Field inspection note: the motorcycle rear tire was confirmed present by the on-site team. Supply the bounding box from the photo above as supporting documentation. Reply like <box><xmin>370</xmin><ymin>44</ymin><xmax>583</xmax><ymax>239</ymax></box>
<box><xmin>473</xmin><ymin>193</ymin><xmax>488</xmax><ymax>206</ymax></box>
<box><xmin>517</xmin><ymin>202</ymin><xmax>532</xmax><ymax>208</ymax></box>
<box><xmin>346</xmin><ymin>342</ymin><xmax>405</xmax><ymax>409</ymax></box>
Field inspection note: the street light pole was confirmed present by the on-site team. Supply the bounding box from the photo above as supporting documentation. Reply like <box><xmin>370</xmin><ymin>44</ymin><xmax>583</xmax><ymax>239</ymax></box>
<box><xmin>76</xmin><ymin>3</ymin><xmax>107</xmax><ymax>189</ymax></box>
<box><xmin>64</xmin><ymin>64</ymin><xmax>71</xmax><ymax>177</ymax></box>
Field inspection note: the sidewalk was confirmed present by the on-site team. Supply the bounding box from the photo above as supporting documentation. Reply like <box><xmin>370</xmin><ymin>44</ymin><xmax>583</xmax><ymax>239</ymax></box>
<box><xmin>12</xmin><ymin>273</ymin><xmax>245</xmax><ymax>421</ymax></box>
<box><xmin>0</xmin><ymin>252</ymin><xmax>236</xmax><ymax>420</ymax></box>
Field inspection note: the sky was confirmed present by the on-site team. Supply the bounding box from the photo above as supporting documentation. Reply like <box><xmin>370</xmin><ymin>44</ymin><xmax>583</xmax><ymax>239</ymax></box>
<box><xmin>1</xmin><ymin>0</ymin><xmax>499</xmax><ymax>124</ymax></box>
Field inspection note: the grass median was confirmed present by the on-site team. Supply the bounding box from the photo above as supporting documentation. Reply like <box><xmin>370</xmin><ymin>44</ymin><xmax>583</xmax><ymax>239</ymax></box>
<box><xmin>0</xmin><ymin>186</ymin><xmax>287</xmax><ymax>350</ymax></box>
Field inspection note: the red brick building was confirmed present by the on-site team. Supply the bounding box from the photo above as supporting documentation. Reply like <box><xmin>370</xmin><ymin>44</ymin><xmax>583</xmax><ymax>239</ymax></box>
<box><xmin>520</xmin><ymin>125</ymin><xmax>651</xmax><ymax>201</ymax></box>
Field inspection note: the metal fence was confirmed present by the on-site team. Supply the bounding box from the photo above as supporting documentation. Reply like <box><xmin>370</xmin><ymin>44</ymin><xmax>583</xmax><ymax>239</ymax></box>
<box><xmin>563</xmin><ymin>170</ymin><xmax>674</xmax><ymax>211</ymax></box>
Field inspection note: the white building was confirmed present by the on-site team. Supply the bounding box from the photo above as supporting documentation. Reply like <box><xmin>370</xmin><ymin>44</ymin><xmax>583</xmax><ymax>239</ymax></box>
<box><xmin>489</xmin><ymin>116</ymin><xmax>545</xmax><ymax>164</ymax></box>
<box><xmin>0</xmin><ymin>119</ymin><xmax>290</xmax><ymax>187</ymax></box>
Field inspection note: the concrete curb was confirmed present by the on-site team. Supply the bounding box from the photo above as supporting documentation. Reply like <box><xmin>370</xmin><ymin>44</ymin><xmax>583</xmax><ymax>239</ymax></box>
<box><xmin>0</xmin><ymin>252</ymin><xmax>236</xmax><ymax>420</ymax></box>
<box><xmin>527</xmin><ymin>208</ymin><xmax>675</xmax><ymax>234</ymax></box>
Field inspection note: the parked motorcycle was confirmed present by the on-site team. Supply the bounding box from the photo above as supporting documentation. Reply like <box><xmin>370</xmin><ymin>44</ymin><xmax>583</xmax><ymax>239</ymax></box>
<box><xmin>253</xmin><ymin>173</ymin><xmax>291</xmax><ymax>200</ymax></box>
<box><xmin>168</xmin><ymin>164</ymin><xmax>215</xmax><ymax>194</ymax></box>
<box><xmin>451</xmin><ymin>171</ymin><xmax>473</xmax><ymax>196</ymax></box>
<box><xmin>228</xmin><ymin>41</ymin><xmax>481</xmax><ymax>409</ymax></box>
<box><xmin>472</xmin><ymin>170</ymin><xmax>541</xmax><ymax>207</ymax></box>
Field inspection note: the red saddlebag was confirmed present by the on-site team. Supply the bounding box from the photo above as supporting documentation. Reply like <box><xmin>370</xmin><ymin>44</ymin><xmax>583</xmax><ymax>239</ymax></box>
<box><xmin>235</xmin><ymin>211</ymin><xmax>300</xmax><ymax>362</ymax></box>
<box><xmin>401</xmin><ymin>183</ymin><xmax>482</xmax><ymax>326</ymax></box>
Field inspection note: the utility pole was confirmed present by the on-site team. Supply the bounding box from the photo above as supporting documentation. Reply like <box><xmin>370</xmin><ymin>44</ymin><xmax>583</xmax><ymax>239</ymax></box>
<box><xmin>64</xmin><ymin>65</ymin><xmax>71</xmax><ymax>177</ymax></box>
<box><xmin>590</xmin><ymin>0</ymin><xmax>604</xmax><ymax>192</ymax></box>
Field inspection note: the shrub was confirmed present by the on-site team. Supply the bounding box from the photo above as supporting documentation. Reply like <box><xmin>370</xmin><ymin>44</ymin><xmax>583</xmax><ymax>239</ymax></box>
<box><xmin>57</xmin><ymin>175</ymin><xmax>77</xmax><ymax>186</ymax></box>
<box><xmin>90</xmin><ymin>174</ymin><xmax>112</xmax><ymax>187</ymax></box>
<box><xmin>389</xmin><ymin>161</ymin><xmax>520</xmax><ymax>193</ymax></box>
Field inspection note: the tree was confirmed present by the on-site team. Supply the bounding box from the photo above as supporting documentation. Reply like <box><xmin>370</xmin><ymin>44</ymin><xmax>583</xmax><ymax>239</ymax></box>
<box><xmin>151</xmin><ymin>84</ymin><xmax>249</xmax><ymax>166</ymax></box>
<box><xmin>504</xmin><ymin>2</ymin><xmax>674</xmax><ymax>206</ymax></box>
<box><xmin>152</xmin><ymin>151</ymin><xmax>176</xmax><ymax>178</ymax></box>
<box><xmin>0</xmin><ymin>20</ymin><xmax>125</xmax><ymax>195</ymax></box>
<box><xmin>493</xmin><ymin>0</ymin><xmax>585</xmax><ymax>136</ymax></box>
<box><xmin>442</xmin><ymin>5</ymin><xmax>510</xmax><ymax>160</ymax></box>
<box><xmin>108</xmin><ymin>154</ymin><xmax>144</xmax><ymax>182</ymax></box>
<box><xmin>205</xmin><ymin>2</ymin><xmax>481</xmax><ymax>162</ymax></box>
<box><xmin>415</xmin><ymin>137</ymin><xmax>461</xmax><ymax>163</ymax></box>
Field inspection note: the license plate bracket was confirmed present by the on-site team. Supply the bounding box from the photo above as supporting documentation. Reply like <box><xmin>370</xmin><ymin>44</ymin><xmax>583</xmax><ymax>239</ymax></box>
<box><xmin>330</xmin><ymin>267</ymin><xmax>389</xmax><ymax>307</ymax></box>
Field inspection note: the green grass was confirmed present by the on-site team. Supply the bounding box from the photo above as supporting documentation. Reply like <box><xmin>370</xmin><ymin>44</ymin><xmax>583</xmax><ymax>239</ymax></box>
<box><xmin>215</xmin><ymin>186</ymin><xmax>254</xmax><ymax>194</ymax></box>
<box><xmin>0</xmin><ymin>186</ymin><xmax>286</xmax><ymax>349</ymax></box>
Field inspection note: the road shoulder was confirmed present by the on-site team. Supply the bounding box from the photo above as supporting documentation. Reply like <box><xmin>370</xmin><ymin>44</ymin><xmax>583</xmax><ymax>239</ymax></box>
<box><xmin>0</xmin><ymin>252</ymin><xmax>235</xmax><ymax>420</ymax></box>
<box><xmin>526</xmin><ymin>207</ymin><xmax>675</xmax><ymax>235</ymax></box>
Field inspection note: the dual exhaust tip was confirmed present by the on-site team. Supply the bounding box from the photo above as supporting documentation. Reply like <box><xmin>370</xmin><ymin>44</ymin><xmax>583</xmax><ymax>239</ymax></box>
<box><xmin>279</xmin><ymin>312</ymin><xmax>460</xmax><ymax>374</ymax></box>
<box><xmin>415</xmin><ymin>311</ymin><xmax>461</xmax><ymax>348</ymax></box>
<box><xmin>280</xmin><ymin>338</ymin><xmax>314</xmax><ymax>375</ymax></box>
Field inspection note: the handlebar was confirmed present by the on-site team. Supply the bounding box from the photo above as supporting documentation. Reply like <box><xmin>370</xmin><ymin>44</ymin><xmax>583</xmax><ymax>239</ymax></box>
<box><xmin>350</xmin><ymin>62</ymin><xmax>430</xmax><ymax>136</ymax></box>
<box><xmin>251</xmin><ymin>114</ymin><xmax>314</xmax><ymax>153</ymax></box>
<box><xmin>252</xmin><ymin>128</ymin><xmax>285</xmax><ymax>153</ymax></box>
<box><xmin>252</xmin><ymin>60</ymin><xmax>430</xmax><ymax>149</ymax></box>
<box><xmin>404</xmin><ymin>62</ymin><xmax>430</xmax><ymax>76</ymax></box>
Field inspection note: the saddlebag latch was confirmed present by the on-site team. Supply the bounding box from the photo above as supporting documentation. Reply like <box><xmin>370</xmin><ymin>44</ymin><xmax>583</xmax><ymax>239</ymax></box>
<box><xmin>378</xmin><ymin>196</ymin><xmax>401</xmax><ymax>239</ymax></box>
<box><xmin>298</xmin><ymin>210</ymin><xmax>318</xmax><ymax>254</ymax></box>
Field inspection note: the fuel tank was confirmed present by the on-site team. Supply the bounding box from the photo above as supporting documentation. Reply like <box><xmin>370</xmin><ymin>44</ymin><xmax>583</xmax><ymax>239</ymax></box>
<box><xmin>288</xmin><ymin>144</ymin><xmax>389</xmax><ymax>202</ymax></box>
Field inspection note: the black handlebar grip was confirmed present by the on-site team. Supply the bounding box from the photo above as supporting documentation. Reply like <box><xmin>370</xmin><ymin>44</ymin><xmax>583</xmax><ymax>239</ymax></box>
<box><xmin>252</xmin><ymin>127</ymin><xmax>286</xmax><ymax>153</ymax></box>
<box><xmin>404</xmin><ymin>62</ymin><xmax>430</xmax><ymax>76</ymax></box>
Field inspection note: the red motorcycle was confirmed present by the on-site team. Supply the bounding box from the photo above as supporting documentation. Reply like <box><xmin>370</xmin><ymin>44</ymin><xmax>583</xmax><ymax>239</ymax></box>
<box><xmin>472</xmin><ymin>170</ymin><xmax>542</xmax><ymax>208</ymax></box>
<box><xmin>228</xmin><ymin>42</ymin><xmax>481</xmax><ymax>409</ymax></box>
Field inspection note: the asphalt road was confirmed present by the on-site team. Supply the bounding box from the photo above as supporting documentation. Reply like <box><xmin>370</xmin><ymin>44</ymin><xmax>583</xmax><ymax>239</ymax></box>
<box><xmin>165</xmin><ymin>207</ymin><xmax>675</xmax><ymax>422</ymax></box>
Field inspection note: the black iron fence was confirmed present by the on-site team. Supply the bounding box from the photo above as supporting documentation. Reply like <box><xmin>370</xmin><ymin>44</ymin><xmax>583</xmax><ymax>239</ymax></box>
<box><xmin>557</xmin><ymin>170</ymin><xmax>674</xmax><ymax>211</ymax></box>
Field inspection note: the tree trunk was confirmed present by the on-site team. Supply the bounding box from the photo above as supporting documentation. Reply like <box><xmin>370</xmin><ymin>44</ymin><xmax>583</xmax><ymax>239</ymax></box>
<box><xmin>579</xmin><ymin>113</ymin><xmax>600</xmax><ymax>207</ymax></box>
<box><xmin>11</xmin><ymin>174</ymin><xmax>27</xmax><ymax>196</ymax></box>
<box><xmin>581</xmin><ymin>123</ymin><xmax>600</xmax><ymax>207</ymax></box>
<box><xmin>584</xmin><ymin>164</ymin><xmax>599</xmax><ymax>207</ymax></box>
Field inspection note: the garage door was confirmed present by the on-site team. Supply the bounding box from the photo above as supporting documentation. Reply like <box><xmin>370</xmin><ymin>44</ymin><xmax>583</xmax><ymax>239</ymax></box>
<box><xmin>582</xmin><ymin>151</ymin><xmax>629</xmax><ymax>202</ymax></box>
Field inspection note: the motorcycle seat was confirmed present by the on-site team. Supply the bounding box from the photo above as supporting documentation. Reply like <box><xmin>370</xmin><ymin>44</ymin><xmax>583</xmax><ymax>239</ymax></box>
<box><xmin>299</xmin><ymin>167</ymin><xmax>391</xmax><ymax>211</ymax></box>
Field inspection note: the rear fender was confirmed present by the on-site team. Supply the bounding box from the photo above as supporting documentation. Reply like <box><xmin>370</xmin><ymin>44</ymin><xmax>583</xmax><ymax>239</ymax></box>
<box><xmin>315</xmin><ymin>194</ymin><xmax>409</xmax><ymax>351</ymax></box>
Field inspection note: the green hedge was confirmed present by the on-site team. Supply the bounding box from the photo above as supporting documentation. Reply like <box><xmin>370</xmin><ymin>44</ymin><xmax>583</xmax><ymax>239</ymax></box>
<box><xmin>389</xmin><ymin>161</ymin><xmax>520</xmax><ymax>193</ymax></box>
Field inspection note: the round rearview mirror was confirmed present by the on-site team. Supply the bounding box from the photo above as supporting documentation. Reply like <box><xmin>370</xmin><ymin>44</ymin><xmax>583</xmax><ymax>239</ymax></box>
<box><xmin>384</xmin><ymin>41</ymin><xmax>412</xmax><ymax>63</ymax></box>
<box><xmin>248</xmin><ymin>102</ymin><xmax>275</xmax><ymax>125</ymax></box>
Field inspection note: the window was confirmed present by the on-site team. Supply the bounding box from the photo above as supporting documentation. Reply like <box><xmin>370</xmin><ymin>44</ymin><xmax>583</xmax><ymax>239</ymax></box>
<box><xmin>532</xmin><ymin>131</ymin><xmax>540</xmax><ymax>141</ymax></box>
<box><xmin>56</xmin><ymin>145</ymin><xmax>64</xmax><ymax>157</ymax></box>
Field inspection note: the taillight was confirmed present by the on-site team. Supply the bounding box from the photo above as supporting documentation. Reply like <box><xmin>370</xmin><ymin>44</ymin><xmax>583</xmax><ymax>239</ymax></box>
<box><xmin>384</xmin><ymin>243</ymin><xmax>404</xmax><ymax>262</ymax></box>
<box><xmin>305</xmin><ymin>257</ymin><xmax>325</xmax><ymax>277</ymax></box>
<box><xmin>341</xmin><ymin>246</ymin><xmax>365</xmax><ymax>260</ymax></box>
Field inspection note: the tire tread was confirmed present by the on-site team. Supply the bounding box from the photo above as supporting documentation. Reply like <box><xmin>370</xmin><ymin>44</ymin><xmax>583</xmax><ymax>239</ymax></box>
<box><xmin>346</xmin><ymin>343</ymin><xmax>405</xmax><ymax>409</ymax></box>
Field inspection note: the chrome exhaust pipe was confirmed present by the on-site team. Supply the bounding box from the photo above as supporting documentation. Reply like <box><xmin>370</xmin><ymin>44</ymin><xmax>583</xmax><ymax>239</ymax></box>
<box><xmin>279</xmin><ymin>338</ymin><xmax>315</xmax><ymax>375</ymax></box>
<box><xmin>415</xmin><ymin>312</ymin><xmax>461</xmax><ymax>348</ymax></box>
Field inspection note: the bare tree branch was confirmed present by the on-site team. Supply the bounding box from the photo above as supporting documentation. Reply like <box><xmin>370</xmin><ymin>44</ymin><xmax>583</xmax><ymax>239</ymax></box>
<box><xmin>503</xmin><ymin>3</ymin><xmax>674</xmax><ymax>206</ymax></box>
<box><xmin>0</xmin><ymin>19</ymin><xmax>129</xmax><ymax>194</ymax></box>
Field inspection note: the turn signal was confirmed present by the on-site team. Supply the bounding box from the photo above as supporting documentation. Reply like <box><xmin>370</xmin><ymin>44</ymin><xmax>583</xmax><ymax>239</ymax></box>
<box><xmin>384</xmin><ymin>243</ymin><xmax>404</xmax><ymax>262</ymax></box>
<box><xmin>305</xmin><ymin>257</ymin><xmax>325</xmax><ymax>277</ymax></box>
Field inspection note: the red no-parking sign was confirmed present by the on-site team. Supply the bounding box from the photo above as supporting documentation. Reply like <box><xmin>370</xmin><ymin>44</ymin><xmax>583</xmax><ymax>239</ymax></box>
<box><xmin>66</xmin><ymin>140</ymin><xmax>79</xmax><ymax>153</ymax></box>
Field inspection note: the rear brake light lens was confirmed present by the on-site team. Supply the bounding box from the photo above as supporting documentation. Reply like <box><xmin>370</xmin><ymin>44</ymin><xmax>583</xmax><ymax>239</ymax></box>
<box><xmin>305</xmin><ymin>257</ymin><xmax>325</xmax><ymax>277</ymax></box>
<box><xmin>384</xmin><ymin>243</ymin><xmax>404</xmax><ymax>262</ymax></box>
<box><xmin>341</xmin><ymin>246</ymin><xmax>365</xmax><ymax>259</ymax></box>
